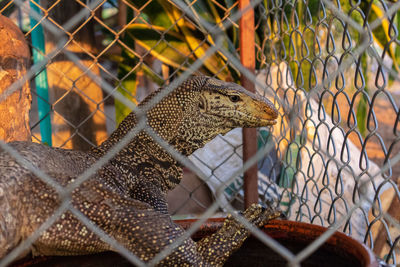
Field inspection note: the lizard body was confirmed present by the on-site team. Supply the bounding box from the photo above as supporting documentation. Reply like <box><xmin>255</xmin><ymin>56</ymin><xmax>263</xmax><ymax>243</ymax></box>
<box><xmin>0</xmin><ymin>76</ymin><xmax>279</xmax><ymax>266</ymax></box>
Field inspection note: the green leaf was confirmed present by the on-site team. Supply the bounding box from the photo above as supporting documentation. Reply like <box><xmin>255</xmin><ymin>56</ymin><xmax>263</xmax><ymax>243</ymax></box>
<box><xmin>191</xmin><ymin>0</ymin><xmax>237</xmax><ymax>54</ymax></box>
<box><xmin>125</xmin><ymin>24</ymin><xmax>196</xmax><ymax>69</ymax></box>
<box><xmin>126</xmin><ymin>0</ymin><xmax>175</xmax><ymax>28</ymax></box>
<box><xmin>113</xmin><ymin>54</ymin><xmax>163</xmax><ymax>125</ymax></box>
<box><xmin>116</xmin><ymin>15</ymin><xmax>138</xmax><ymax>125</ymax></box>
<box><xmin>396</xmin><ymin>10</ymin><xmax>400</xmax><ymax>59</ymax></box>
<box><xmin>279</xmin><ymin>136</ymin><xmax>301</xmax><ymax>188</ymax></box>
<box><xmin>369</xmin><ymin>3</ymin><xmax>400</xmax><ymax>73</ymax></box>
<box><xmin>356</xmin><ymin>93</ymin><xmax>368</xmax><ymax>137</ymax></box>
<box><xmin>115</xmin><ymin>76</ymin><xmax>137</xmax><ymax>125</ymax></box>
<box><xmin>356</xmin><ymin>52</ymin><xmax>369</xmax><ymax>137</ymax></box>
<box><xmin>389</xmin><ymin>10</ymin><xmax>400</xmax><ymax>85</ymax></box>
<box><xmin>127</xmin><ymin>0</ymin><xmax>237</xmax><ymax>81</ymax></box>
<box><xmin>166</xmin><ymin>5</ymin><xmax>233</xmax><ymax>81</ymax></box>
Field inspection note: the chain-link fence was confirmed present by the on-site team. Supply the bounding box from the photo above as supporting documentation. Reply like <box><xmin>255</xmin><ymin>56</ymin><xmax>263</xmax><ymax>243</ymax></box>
<box><xmin>1</xmin><ymin>0</ymin><xmax>400</xmax><ymax>266</ymax></box>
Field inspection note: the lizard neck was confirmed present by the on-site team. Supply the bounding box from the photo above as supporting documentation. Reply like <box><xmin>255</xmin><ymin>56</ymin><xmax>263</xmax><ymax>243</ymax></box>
<box><xmin>91</xmin><ymin>76</ymin><xmax>229</xmax><ymax>193</ymax></box>
<box><xmin>91</xmin><ymin>91</ymin><xmax>204</xmax><ymax>193</ymax></box>
<box><xmin>93</xmin><ymin>127</ymin><xmax>183</xmax><ymax>194</ymax></box>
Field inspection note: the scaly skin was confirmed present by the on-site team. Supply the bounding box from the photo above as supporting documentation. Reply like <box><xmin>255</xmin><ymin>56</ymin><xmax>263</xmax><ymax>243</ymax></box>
<box><xmin>0</xmin><ymin>76</ymin><xmax>279</xmax><ymax>266</ymax></box>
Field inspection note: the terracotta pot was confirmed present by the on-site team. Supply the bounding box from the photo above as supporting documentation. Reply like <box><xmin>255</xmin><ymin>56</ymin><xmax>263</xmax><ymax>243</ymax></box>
<box><xmin>178</xmin><ymin>218</ymin><xmax>379</xmax><ymax>267</ymax></box>
<box><xmin>12</xmin><ymin>219</ymin><xmax>379</xmax><ymax>267</ymax></box>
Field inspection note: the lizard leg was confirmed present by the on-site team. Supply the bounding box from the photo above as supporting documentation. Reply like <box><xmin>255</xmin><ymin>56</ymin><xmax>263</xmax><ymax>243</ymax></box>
<box><xmin>196</xmin><ymin>204</ymin><xmax>282</xmax><ymax>266</ymax></box>
<box><xmin>30</xmin><ymin>180</ymin><xmax>203</xmax><ymax>265</ymax></box>
<box><xmin>23</xmin><ymin>179</ymin><xmax>280</xmax><ymax>266</ymax></box>
<box><xmin>128</xmin><ymin>180</ymin><xmax>169</xmax><ymax>214</ymax></box>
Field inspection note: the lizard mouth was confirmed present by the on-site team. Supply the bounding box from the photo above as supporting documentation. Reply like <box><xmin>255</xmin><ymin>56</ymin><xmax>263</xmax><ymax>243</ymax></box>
<box><xmin>249</xmin><ymin>116</ymin><xmax>277</xmax><ymax>127</ymax></box>
<box><xmin>260</xmin><ymin>118</ymin><xmax>277</xmax><ymax>125</ymax></box>
<box><xmin>258</xmin><ymin>115</ymin><xmax>278</xmax><ymax>125</ymax></box>
<box><xmin>240</xmin><ymin>108</ymin><xmax>278</xmax><ymax>126</ymax></box>
<box><xmin>215</xmin><ymin>110</ymin><xmax>278</xmax><ymax>127</ymax></box>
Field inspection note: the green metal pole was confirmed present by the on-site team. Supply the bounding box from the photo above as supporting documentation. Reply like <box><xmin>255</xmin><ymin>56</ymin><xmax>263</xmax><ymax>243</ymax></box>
<box><xmin>29</xmin><ymin>0</ymin><xmax>52</xmax><ymax>146</ymax></box>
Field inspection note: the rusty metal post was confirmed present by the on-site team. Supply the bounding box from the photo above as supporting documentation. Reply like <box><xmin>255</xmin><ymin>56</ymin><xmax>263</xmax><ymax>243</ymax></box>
<box><xmin>239</xmin><ymin>0</ymin><xmax>258</xmax><ymax>208</ymax></box>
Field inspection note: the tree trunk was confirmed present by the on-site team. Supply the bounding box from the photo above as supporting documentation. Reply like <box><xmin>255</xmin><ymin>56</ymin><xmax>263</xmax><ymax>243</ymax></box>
<box><xmin>42</xmin><ymin>0</ymin><xmax>107</xmax><ymax>151</ymax></box>
<box><xmin>0</xmin><ymin>15</ymin><xmax>31</xmax><ymax>142</ymax></box>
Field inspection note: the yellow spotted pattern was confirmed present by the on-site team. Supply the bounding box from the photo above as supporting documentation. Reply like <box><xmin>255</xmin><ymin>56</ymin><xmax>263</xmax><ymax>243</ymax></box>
<box><xmin>0</xmin><ymin>76</ymin><xmax>280</xmax><ymax>266</ymax></box>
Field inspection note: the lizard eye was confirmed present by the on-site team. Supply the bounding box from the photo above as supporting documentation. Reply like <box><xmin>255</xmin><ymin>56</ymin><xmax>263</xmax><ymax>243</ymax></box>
<box><xmin>229</xmin><ymin>95</ymin><xmax>240</xmax><ymax>102</ymax></box>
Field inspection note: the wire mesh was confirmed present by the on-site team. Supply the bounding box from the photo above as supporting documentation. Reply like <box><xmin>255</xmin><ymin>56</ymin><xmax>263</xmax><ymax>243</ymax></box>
<box><xmin>0</xmin><ymin>0</ymin><xmax>399</xmax><ymax>266</ymax></box>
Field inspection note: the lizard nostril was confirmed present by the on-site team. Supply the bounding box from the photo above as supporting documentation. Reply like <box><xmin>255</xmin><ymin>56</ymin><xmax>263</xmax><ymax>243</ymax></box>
<box><xmin>199</xmin><ymin>99</ymin><xmax>205</xmax><ymax>110</ymax></box>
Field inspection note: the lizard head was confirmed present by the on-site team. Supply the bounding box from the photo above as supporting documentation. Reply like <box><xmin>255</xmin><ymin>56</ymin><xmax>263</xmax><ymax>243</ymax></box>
<box><xmin>149</xmin><ymin>76</ymin><xmax>278</xmax><ymax>155</ymax></box>
<box><xmin>100</xmin><ymin>76</ymin><xmax>279</xmax><ymax>191</ymax></box>
<box><xmin>196</xmin><ymin>77</ymin><xmax>278</xmax><ymax>129</ymax></box>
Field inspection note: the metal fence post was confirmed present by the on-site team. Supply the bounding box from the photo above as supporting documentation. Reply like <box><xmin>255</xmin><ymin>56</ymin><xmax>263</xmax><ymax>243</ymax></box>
<box><xmin>239</xmin><ymin>0</ymin><xmax>258</xmax><ymax>208</ymax></box>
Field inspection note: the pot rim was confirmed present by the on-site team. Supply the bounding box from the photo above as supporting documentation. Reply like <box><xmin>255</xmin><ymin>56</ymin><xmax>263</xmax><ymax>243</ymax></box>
<box><xmin>174</xmin><ymin>218</ymin><xmax>379</xmax><ymax>267</ymax></box>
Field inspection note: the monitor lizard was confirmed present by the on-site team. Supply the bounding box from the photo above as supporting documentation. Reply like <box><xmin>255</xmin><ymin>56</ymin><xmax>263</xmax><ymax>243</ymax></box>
<box><xmin>0</xmin><ymin>76</ymin><xmax>280</xmax><ymax>266</ymax></box>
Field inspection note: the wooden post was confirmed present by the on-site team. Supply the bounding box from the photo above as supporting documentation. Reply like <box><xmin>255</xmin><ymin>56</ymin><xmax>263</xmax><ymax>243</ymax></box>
<box><xmin>0</xmin><ymin>15</ymin><xmax>31</xmax><ymax>142</ymax></box>
<box><xmin>41</xmin><ymin>0</ymin><xmax>108</xmax><ymax>150</ymax></box>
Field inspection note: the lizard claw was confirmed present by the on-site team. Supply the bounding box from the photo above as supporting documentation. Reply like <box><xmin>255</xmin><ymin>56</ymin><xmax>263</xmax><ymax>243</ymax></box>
<box><xmin>278</xmin><ymin>210</ymin><xmax>287</xmax><ymax>220</ymax></box>
<box><xmin>241</xmin><ymin>203</ymin><xmax>284</xmax><ymax>227</ymax></box>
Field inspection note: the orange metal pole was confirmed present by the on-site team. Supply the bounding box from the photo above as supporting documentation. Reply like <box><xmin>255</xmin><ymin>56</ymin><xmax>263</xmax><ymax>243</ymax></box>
<box><xmin>239</xmin><ymin>0</ymin><xmax>258</xmax><ymax>208</ymax></box>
